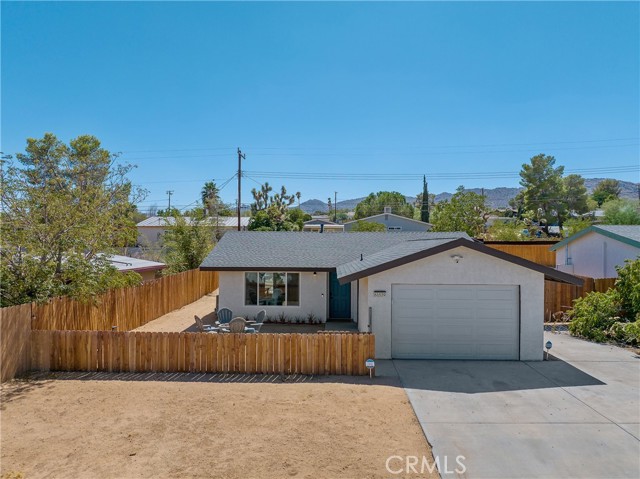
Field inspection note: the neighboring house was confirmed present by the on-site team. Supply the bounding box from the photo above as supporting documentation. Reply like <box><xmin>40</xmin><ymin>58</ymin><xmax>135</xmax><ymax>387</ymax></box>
<box><xmin>108</xmin><ymin>254</ymin><xmax>166</xmax><ymax>282</ymax></box>
<box><xmin>551</xmin><ymin>225</ymin><xmax>640</xmax><ymax>278</ymax></box>
<box><xmin>200</xmin><ymin>231</ymin><xmax>580</xmax><ymax>360</ymax></box>
<box><xmin>303</xmin><ymin>219</ymin><xmax>344</xmax><ymax>233</ymax></box>
<box><xmin>136</xmin><ymin>216</ymin><xmax>249</xmax><ymax>246</ymax></box>
<box><xmin>343</xmin><ymin>207</ymin><xmax>432</xmax><ymax>232</ymax></box>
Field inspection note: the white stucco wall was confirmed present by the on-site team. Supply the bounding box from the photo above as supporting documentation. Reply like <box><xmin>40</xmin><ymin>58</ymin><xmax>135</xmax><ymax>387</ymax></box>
<box><xmin>357</xmin><ymin>277</ymin><xmax>369</xmax><ymax>332</ymax></box>
<box><xmin>218</xmin><ymin>271</ymin><xmax>328</xmax><ymax>322</ymax></box>
<box><xmin>365</xmin><ymin>246</ymin><xmax>545</xmax><ymax>361</ymax></box>
<box><xmin>137</xmin><ymin>227</ymin><xmax>166</xmax><ymax>246</ymax></box>
<box><xmin>555</xmin><ymin>232</ymin><xmax>639</xmax><ymax>278</ymax></box>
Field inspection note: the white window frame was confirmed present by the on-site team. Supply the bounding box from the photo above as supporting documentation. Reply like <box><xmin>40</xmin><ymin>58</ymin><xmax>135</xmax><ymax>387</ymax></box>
<box><xmin>244</xmin><ymin>272</ymin><xmax>300</xmax><ymax>307</ymax></box>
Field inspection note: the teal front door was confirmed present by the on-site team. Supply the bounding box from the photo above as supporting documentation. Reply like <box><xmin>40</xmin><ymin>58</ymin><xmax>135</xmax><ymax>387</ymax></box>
<box><xmin>329</xmin><ymin>272</ymin><xmax>351</xmax><ymax>319</ymax></box>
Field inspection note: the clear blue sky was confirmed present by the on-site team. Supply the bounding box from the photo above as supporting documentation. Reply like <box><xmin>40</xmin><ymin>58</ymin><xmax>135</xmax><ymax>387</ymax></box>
<box><xmin>2</xmin><ymin>1</ymin><xmax>638</xmax><ymax>212</ymax></box>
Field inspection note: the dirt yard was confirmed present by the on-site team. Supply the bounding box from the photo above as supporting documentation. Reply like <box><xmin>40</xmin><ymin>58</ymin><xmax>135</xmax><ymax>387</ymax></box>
<box><xmin>1</xmin><ymin>374</ymin><xmax>435</xmax><ymax>479</ymax></box>
<box><xmin>133</xmin><ymin>293</ymin><xmax>218</xmax><ymax>333</ymax></box>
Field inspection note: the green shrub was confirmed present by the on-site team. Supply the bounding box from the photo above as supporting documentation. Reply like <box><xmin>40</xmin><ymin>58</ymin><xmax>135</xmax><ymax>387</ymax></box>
<box><xmin>607</xmin><ymin>320</ymin><xmax>640</xmax><ymax>345</ymax></box>
<box><xmin>569</xmin><ymin>290</ymin><xmax>621</xmax><ymax>342</ymax></box>
<box><xmin>615</xmin><ymin>258</ymin><xmax>640</xmax><ymax>320</ymax></box>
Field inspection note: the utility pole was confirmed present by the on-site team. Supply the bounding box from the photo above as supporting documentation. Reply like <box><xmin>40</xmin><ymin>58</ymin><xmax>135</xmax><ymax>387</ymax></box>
<box><xmin>334</xmin><ymin>191</ymin><xmax>337</xmax><ymax>222</ymax></box>
<box><xmin>237</xmin><ymin>148</ymin><xmax>245</xmax><ymax>231</ymax></box>
<box><xmin>166</xmin><ymin>190</ymin><xmax>174</xmax><ymax>211</ymax></box>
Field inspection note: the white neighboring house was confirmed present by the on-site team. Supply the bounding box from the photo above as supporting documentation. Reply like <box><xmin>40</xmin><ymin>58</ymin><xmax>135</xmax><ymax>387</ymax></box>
<box><xmin>343</xmin><ymin>207</ymin><xmax>432</xmax><ymax>232</ymax></box>
<box><xmin>200</xmin><ymin>231</ymin><xmax>580</xmax><ymax>361</ymax></box>
<box><xmin>551</xmin><ymin>225</ymin><xmax>640</xmax><ymax>278</ymax></box>
<box><xmin>107</xmin><ymin>255</ymin><xmax>166</xmax><ymax>282</ymax></box>
<box><xmin>136</xmin><ymin>216</ymin><xmax>249</xmax><ymax>246</ymax></box>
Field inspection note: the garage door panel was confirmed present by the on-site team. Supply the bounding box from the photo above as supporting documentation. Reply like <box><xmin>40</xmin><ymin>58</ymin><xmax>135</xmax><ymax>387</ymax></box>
<box><xmin>436</xmin><ymin>288</ymin><xmax>476</xmax><ymax>300</ymax></box>
<box><xmin>435</xmin><ymin>306</ymin><xmax>476</xmax><ymax>319</ymax></box>
<box><xmin>391</xmin><ymin>284</ymin><xmax>519</xmax><ymax>360</ymax></box>
<box><xmin>476</xmin><ymin>288</ymin><xmax>517</xmax><ymax>301</ymax></box>
<box><xmin>476</xmin><ymin>307</ymin><xmax>517</xmax><ymax>321</ymax></box>
<box><xmin>393</xmin><ymin>287</ymin><xmax>436</xmax><ymax>300</ymax></box>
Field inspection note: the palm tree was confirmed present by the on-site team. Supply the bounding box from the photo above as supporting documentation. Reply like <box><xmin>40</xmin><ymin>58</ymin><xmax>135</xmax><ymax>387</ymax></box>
<box><xmin>201</xmin><ymin>181</ymin><xmax>220</xmax><ymax>217</ymax></box>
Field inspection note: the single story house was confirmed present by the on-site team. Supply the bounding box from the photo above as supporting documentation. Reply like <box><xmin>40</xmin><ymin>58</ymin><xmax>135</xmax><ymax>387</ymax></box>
<box><xmin>137</xmin><ymin>216</ymin><xmax>249</xmax><ymax>246</ymax></box>
<box><xmin>343</xmin><ymin>207</ymin><xmax>432</xmax><ymax>232</ymax></box>
<box><xmin>107</xmin><ymin>254</ymin><xmax>166</xmax><ymax>282</ymax></box>
<box><xmin>303</xmin><ymin>219</ymin><xmax>344</xmax><ymax>233</ymax></box>
<box><xmin>200</xmin><ymin>231</ymin><xmax>580</xmax><ymax>361</ymax></box>
<box><xmin>551</xmin><ymin>225</ymin><xmax>640</xmax><ymax>278</ymax></box>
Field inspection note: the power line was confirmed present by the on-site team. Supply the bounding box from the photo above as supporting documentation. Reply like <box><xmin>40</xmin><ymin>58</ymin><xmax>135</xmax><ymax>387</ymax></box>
<box><xmin>244</xmin><ymin>165</ymin><xmax>639</xmax><ymax>182</ymax></box>
<box><xmin>116</xmin><ymin>137</ymin><xmax>638</xmax><ymax>155</ymax></box>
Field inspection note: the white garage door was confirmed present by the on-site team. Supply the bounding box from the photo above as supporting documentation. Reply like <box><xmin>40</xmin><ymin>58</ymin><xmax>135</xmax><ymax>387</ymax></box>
<box><xmin>391</xmin><ymin>284</ymin><xmax>520</xmax><ymax>360</ymax></box>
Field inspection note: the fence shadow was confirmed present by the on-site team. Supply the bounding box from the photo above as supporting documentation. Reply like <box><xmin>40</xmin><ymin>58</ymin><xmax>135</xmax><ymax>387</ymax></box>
<box><xmin>23</xmin><ymin>370</ymin><xmax>398</xmax><ymax>387</ymax></box>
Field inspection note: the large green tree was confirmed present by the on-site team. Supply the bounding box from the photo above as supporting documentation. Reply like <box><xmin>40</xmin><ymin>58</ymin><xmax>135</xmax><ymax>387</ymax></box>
<box><xmin>354</xmin><ymin>191</ymin><xmax>414</xmax><ymax>219</ymax></box>
<box><xmin>420</xmin><ymin>176</ymin><xmax>430</xmax><ymax>223</ymax></box>
<box><xmin>161</xmin><ymin>211</ymin><xmax>215</xmax><ymax>273</ymax></box>
<box><xmin>602</xmin><ymin>199</ymin><xmax>640</xmax><ymax>225</ymax></box>
<box><xmin>0</xmin><ymin>133</ymin><xmax>145</xmax><ymax>306</ymax></box>
<box><xmin>592</xmin><ymin>179</ymin><xmax>621</xmax><ymax>207</ymax></box>
<box><xmin>519</xmin><ymin>154</ymin><xmax>566</xmax><ymax>227</ymax></box>
<box><xmin>517</xmin><ymin>155</ymin><xmax>589</xmax><ymax>228</ymax></box>
<box><xmin>430</xmin><ymin>186</ymin><xmax>487</xmax><ymax>237</ymax></box>
<box><xmin>563</xmin><ymin>174</ymin><xmax>589</xmax><ymax>215</ymax></box>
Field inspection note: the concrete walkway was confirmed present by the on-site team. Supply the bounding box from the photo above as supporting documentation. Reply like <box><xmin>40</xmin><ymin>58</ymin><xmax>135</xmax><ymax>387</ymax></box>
<box><xmin>385</xmin><ymin>333</ymin><xmax>640</xmax><ymax>479</ymax></box>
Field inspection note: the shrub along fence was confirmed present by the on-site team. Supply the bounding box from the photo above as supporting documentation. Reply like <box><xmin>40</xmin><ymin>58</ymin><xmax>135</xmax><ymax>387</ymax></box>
<box><xmin>544</xmin><ymin>277</ymin><xmax>617</xmax><ymax>321</ymax></box>
<box><xmin>30</xmin><ymin>330</ymin><xmax>375</xmax><ymax>376</ymax></box>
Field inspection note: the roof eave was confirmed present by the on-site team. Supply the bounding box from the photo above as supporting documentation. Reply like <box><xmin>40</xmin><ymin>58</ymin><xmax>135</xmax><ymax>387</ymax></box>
<box><xmin>199</xmin><ymin>266</ymin><xmax>335</xmax><ymax>272</ymax></box>
<box><xmin>550</xmin><ymin>226</ymin><xmax>640</xmax><ymax>251</ymax></box>
<box><xmin>338</xmin><ymin>238</ymin><xmax>583</xmax><ymax>286</ymax></box>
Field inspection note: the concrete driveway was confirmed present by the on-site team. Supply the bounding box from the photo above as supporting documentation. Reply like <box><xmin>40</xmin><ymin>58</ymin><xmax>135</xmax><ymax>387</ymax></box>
<box><xmin>391</xmin><ymin>332</ymin><xmax>640</xmax><ymax>479</ymax></box>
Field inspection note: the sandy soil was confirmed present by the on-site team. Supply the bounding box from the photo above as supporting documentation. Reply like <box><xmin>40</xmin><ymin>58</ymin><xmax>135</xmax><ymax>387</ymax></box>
<box><xmin>133</xmin><ymin>293</ymin><xmax>218</xmax><ymax>333</ymax></box>
<box><xmin>1</xmin><ymin>374</ymin><xmax>435</xmax><ymax>479</ymax></box>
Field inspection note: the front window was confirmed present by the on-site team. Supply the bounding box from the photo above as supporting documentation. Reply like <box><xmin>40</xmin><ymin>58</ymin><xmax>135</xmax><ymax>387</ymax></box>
<box><xmin>245</xmin><ymin>272</ymin><xmax>300</xmax><ymax>306</ymax></box>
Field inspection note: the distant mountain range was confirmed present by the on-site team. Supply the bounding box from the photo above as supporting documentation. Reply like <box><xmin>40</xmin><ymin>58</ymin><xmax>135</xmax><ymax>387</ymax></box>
<box><xmin>299</xmin><ymin>178</ymin><xmax>639</xmax><ymax>213</ymax></box>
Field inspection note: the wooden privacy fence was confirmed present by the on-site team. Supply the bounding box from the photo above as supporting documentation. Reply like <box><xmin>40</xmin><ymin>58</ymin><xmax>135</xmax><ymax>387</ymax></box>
<box><xmin>484</xmin><ymin>241</ymin><xmax>558</xmax><ymax>267</ymax></box>
<box><xmin>0</xmin><ymin>303</ymin><xmax>33</xmax><ymax>382</ymax></box>
<box><xmin>30</xmin><ymin>331</ymin><xmax>375</xmax><ymax>376</ymax></box>
<box><xmin>544</xmin><ymin>277</ymin><xmax>617</xmax><ymax>320</ymax></box>
<box><xmin>30</xmin><ymin>269</ymin><xmax>218</xmax><ymax>331</ymax></box>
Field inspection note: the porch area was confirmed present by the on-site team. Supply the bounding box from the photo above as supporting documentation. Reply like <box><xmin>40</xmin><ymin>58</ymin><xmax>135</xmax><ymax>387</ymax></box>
<box><xmin>133</xmin><ymin>294</ymin><xmax>358</xmax><ymax>334</ymax></box>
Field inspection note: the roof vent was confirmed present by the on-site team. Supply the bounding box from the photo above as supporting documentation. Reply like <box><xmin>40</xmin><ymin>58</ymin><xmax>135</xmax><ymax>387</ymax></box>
<box><xmin>383</xmin><ymin>206</ymin><xmax>392</xmax><ymax>214</ymax></box>
<box><xmin>360</xmin><ymin>253</ymin><xmax>363</xmax><ymax>261</ymax></box>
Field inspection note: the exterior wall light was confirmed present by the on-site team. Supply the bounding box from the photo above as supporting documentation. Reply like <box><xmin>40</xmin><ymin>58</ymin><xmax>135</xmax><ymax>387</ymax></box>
<box><xmin>450</xmin><ymin>254</ymin><xmax>463</xmax><ymax>263</ymax></box>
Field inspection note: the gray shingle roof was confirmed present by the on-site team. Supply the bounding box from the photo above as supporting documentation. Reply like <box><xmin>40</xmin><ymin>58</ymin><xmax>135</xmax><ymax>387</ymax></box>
<box><xmin>594</xmin><ymin>225</ymin><xmax>640</xmax><ymax>244</ymax></box>
<box><xmin>137</xmin><ymin>216</ymin><xmax>250</xmax><ymax>228</ymax></box>
<box><xmin>336</xmin><ymin>238</ymin><xmax>471</xmax><ymax>279</ymax></box>
<box><xmin>107</xmin><ymin>255</ymin><xmax>166</xmax><ymax>272</ymax></box>
<box><xmin>200</xmin><ymin>231</ymin><xmax>470</xmax><ymax>270</ymax></box>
